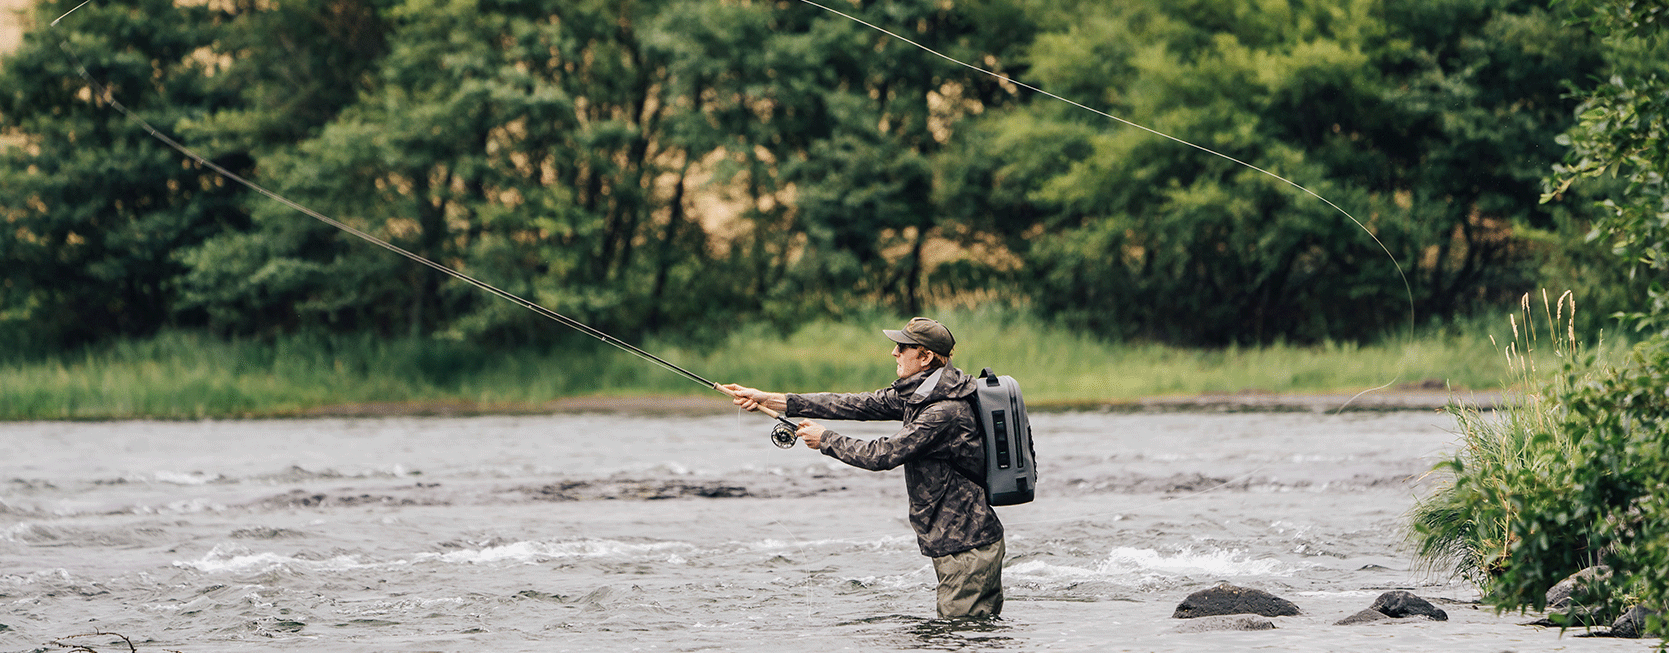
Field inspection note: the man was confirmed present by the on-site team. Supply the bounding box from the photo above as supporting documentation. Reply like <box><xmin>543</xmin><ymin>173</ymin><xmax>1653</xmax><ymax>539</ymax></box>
<box><xmin>722</xmin><ymin>316</ymin><xmax>1005</xmax><ymax>618</ymax></box>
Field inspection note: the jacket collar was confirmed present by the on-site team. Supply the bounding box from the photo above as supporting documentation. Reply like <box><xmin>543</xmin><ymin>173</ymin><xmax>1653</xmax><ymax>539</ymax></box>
<box><xmin>892</xmin><ymin>365</ymin><xmax>973</xmax><ymax>404</ymax></box>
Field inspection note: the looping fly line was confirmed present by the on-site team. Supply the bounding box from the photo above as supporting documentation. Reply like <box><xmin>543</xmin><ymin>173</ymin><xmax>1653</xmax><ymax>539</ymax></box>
<box><xmin>790</xmin><ymin>0</ymin><xmax>1416</xmax><ymax>403</ymax></box>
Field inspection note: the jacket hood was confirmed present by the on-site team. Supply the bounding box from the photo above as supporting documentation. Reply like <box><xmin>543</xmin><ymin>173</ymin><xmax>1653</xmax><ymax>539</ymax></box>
<box><xmin>892</xmin><ymin>366</ymin><xmax>976</xmax><ymax>405</ymax></box>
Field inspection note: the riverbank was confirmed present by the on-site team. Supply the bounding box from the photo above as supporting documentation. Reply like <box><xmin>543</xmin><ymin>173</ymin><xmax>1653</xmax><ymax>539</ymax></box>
<box><xmin>0</xmin><ymin>313</ymin><xmax>1553</xmax><ymax>420</ymax></box>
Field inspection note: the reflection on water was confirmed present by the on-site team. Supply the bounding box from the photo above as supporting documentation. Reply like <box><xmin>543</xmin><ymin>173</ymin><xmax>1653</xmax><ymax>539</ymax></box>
<box><xmin>902</xmin><ymin>615</ymin><xmax>1015</xmax><ymax>651</ymax></box>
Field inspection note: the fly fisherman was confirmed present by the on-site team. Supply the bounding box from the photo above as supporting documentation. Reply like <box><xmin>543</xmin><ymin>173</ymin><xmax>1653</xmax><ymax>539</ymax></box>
<box><xmin>722</xmin><ymin>317</ymin><xmax>1005</xmax><ymax>618</ymax></box>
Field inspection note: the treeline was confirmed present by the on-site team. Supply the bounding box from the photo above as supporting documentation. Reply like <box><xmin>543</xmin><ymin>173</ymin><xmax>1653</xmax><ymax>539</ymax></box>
<box><xmin>0</xmin><ymin>0</ymin><xmax>1641</xmax><ymax>351</ymax></box>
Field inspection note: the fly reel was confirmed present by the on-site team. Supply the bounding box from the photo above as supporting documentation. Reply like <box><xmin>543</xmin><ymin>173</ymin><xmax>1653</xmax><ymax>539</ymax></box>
<box><xmin>770</xmin><ymin>420</ymin><xmax>799</xmax><ymax>449</ymax></box>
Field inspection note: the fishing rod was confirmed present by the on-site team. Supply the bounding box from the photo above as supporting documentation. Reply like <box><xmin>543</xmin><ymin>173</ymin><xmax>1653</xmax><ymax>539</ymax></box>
<box><xmin>49</xmin><ymin>0</ymin><xmax>804</xmax><ymax>447</ymax></box>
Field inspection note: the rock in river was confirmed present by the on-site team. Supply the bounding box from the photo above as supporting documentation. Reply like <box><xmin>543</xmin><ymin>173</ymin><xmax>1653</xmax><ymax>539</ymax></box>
<box><xmin>1172</xmin><ymin>582</ymin><xmax>1300</xmax><ymax>619</ymax></box>
<box><xmin>1370</xmin><ymin>590</ymin><xmax>1448</xmax><ymax>621</ymax></box>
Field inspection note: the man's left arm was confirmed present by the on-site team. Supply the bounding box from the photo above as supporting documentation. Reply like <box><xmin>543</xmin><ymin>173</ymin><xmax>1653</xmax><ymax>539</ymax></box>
<box><xmin>810</xmin><ymin>402</ymin><xmax>957</xmax><ymax>471</ymax></box>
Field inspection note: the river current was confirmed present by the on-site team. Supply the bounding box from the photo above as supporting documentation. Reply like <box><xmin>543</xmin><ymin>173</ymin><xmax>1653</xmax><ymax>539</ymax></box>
<box><xmin>0</xmin><ymin>407</ymin><xmax>1654</xmax><ymax>652</ymax></box>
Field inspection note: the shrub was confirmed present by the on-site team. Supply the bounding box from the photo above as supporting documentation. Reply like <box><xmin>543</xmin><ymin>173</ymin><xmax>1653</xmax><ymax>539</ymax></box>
<box><xmin>1407</xmin><ymin>291</ymin><xmax>1588</xmax><ymax>588</ymax></box>
<box><xmin>1409</xmin><ymin>291</ymin><xmax>1668</xmax><ymax>637</ymax></box>
<box><xmin>1487</xmin><ymin>334</ymin><xmax>1668</xmax><ymax>627</ymax></box>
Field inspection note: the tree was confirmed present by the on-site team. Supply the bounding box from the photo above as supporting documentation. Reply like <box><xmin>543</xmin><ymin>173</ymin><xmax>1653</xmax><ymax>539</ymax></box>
<box><xmin>0</xmin><ymin>0</ymin><xmax>245</xmax><ymax>346</ymax></box>
<box><xmin>1544</xmin><ymin>0</ymin><xmax>1669</xmax><ymax>334</ymax></box>
<box><xmin>174</xmin><ymin>0</ymin><xmax>1035</xmax><ymax>341</ymax></box>
<box><xmin>937</xmin><ymin>0</ymin><xmax>1602</xmax><ymax>344</ymax></box>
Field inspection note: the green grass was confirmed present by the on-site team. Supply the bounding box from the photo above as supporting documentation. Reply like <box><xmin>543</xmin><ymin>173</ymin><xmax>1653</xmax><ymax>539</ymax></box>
<box><xmin>0</xmin><ymin>308</ymin><xmax>1609</xmax><ymax>420</ymax></box>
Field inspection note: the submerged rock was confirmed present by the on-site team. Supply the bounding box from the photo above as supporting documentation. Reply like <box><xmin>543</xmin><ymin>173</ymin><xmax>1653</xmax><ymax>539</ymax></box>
<box><xmin>1173</xmin><ymin>615</ymin><xmax>1276</xmax><ymax>633</ymax></box>
<box><xmin>1370</xmin><ymin>590</ymin><xmax>1448</xmax><ymax>621</ymax></box>
<box><xmin>1334</xmin><ymin>609</ymin><xmax>1392</xmax><ymax>625</ymax></box>
<box><xmin>1172</xmin><ymin>583</ymin><xmax>1300</xmax><ymax>619</ymax></box>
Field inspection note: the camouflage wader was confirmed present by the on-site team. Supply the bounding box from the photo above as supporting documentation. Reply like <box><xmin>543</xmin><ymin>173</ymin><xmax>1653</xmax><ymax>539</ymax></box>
<box><xmin>933</xmin><ymin>538</ymin><xmax>1005</xmax><ymax>618</ymax></box>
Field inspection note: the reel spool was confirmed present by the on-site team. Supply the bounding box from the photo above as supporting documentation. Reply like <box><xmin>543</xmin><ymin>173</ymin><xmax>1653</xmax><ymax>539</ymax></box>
<box><xmin>770</xmin><ymin>421</ymin><xmax>798</xmax><ymax>449</ymax></box>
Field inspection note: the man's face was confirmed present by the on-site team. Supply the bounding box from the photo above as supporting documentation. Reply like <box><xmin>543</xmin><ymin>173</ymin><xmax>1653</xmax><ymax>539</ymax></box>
<box><xmin>893</xmin><ymin>343</ymin><xmax>931</xmax><ymax>379</ymax></box>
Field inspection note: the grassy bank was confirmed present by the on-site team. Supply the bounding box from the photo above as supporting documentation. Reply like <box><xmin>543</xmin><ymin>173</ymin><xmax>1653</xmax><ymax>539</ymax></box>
<box><xmin>0</xmin><ymin>310</ymin><xmax>1589</xmax><ymax>420</ymax></box>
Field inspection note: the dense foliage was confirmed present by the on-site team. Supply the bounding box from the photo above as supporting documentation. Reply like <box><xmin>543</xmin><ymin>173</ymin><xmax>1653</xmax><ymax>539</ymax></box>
<box><xmin>1488</xmin><ymin>0</ymin><xmax>1668</xmax><ymax>632</ymax></box>
<box><xmin>0</xmin><ymin>0</ymin><xmax>1637</xmax><ymax>351</ymax></box>
<box><xmin>943</xmin><ymin>0</ymin><xmax>1605</xmax><ymax>343</ymax></box>
<box><xmin>1409</xmin><ymin>0</ymin><xmax>1667</xmax><ymax>637</ymax></box>
<box><xmin>1490</xmin><ymin>337</ymin><xmax>1668</xmax><ymax>623</ymax></box>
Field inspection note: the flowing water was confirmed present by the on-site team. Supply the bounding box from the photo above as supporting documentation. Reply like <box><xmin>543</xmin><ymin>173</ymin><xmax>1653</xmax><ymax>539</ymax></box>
<box><xmin>0</xmin><ymin>407</ymin><xmax>1654</xmax><ymax>652</ymax></box>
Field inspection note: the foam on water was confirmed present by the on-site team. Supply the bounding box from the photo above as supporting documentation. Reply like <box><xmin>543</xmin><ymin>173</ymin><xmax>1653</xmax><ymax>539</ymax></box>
<box><xmin>151</xmin><ymin>470</ymin><xmax>220</xmax><ymax>485</ymax></box>
<box><xmin>1008</xmin><ymin>546</ymin><xmax>1297</xmax><ymax>587</ymax></box>
<box><xmin>174</xmin><ymin>544</ymin><xmax>388</xmax><ymax>574</ymax></box>
<box><xmin>1101</xmin><ymin>545</ymin><xmax>1294</xmax><ymax>576</ymax></box>
<box><xmin>417</xmin><ymin>538</ymin><xmax>696</xmax><ymax>565</ymax></box>
<box><xmin>173</xmin><ymin>538</ymin><xmax>705</xmax><ymax>574</ymax></box>
<box><xmin>743</xmin><ymin>533</ymin><xmax>914</xmax><ymax>553</ymax></box>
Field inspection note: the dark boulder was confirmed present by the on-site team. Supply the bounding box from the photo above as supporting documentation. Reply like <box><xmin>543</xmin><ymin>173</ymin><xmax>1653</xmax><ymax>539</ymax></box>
<box><xmin>1610</xmin><ymin>606</ymin><xmax>1662</xmax><ymax>639</ymax></box>
<box><xmin>1370</xmin><ymin>590</ymin><xmax>1448</xmax><ymax>621</ymax></box>
<box><xmin>1174</xmin><ymin>615</ymin><xmax>1276</xmax><ymax>633</ymax></box>
<box><xmin>1172</xmin><ymin>583</ymin><xmax>1300</xmax><ymax>619</ymax></box>
<box><xmin>1546</xmin><ymin>566</ymin><xmax>1611</xmax><ymax>610</ymax></box>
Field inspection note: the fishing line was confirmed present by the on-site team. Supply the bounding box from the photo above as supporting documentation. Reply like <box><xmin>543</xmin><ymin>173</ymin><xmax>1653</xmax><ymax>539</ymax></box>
<box><xmin>791</xmin><ymin>0</ymin><xmax>1418</xmax><ymax>406</ymax></box>
<box><xmin>48</xmin><ymin>6</ymin><xmax>743</xmax><ymax>399</ymax></box>
<box><xmin>767</xmin><ymin>517</ymin><xmax>818</xmax><ymax>614</ymax></box>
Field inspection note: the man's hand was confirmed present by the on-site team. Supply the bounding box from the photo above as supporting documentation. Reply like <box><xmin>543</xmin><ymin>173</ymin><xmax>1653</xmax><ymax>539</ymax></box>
<box><xmin>719</xmin><ymin>383</ymin><xmax>787</xmax><ymax>414</ymax></box>
<box><xmin>798</xmin><ymin>420</ymin><xmax>827</xmax><ymax>450</ymax></box>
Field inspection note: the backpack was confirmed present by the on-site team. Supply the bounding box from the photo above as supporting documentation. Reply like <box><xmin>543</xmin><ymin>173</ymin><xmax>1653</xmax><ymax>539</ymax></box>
<box><xmin>968</xmin><ymin>367</ymin><xmax>1036</xmax><ymax>506</ymax></box>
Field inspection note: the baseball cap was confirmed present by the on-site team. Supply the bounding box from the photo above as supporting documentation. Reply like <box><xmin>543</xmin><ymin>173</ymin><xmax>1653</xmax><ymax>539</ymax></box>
<box><xmin>883</xmin><ymin>317</ymin><xmax>955</xmax><ymax>357</ymax></box>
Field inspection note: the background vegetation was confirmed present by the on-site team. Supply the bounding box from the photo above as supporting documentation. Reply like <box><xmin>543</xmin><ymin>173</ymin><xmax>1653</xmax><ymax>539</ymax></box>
<box><xmin>0</xmin><ymin>0</ymin><xmax>1645</xmax><ymax>357</ymax></box>
<box><xmin>0</xmin><ymin>308</ymin><xmax>1521</xmax><ymax>419</ymax></box>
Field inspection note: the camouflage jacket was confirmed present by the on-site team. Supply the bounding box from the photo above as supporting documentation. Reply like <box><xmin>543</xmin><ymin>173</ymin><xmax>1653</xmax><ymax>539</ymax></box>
<box><xmin>787</xmin><ymin>366</ymin><xmax>1004</xmax><ymax>558</ymax></box>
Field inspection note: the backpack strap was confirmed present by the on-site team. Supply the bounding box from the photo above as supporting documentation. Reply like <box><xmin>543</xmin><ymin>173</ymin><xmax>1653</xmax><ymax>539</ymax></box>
<box><xmin>950</xmin><ymin>461</ymin><xmax>987</xmax><ymax>493</ymax></box>
<box><xmin>948</xmin><ymin>391</ymin><xmax>989</xmax><ymax>500</ymax></box>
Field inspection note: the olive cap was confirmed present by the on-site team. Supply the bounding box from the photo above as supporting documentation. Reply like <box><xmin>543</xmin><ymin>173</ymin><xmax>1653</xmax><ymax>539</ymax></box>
<box><xmin>883</xmin><ymin>316</ymin><xmax>955</xmax><ymax>357</ymax></box>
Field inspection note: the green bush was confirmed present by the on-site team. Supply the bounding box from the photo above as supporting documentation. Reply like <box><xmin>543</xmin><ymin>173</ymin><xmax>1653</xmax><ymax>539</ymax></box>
<box><xmin>1486</xmin><ymin>335</ymin><xmax>1668</xmax><ymax>625</ymax></box>
<box><xmin>1408</xmin><ymin>292</ymin><xmax>1589</xmax><ymax>588</ymax></box>
<box><xmin>1409</xmin><ymin>292</ymin><xmax>1667</xmax><ymax>636</ymax></box>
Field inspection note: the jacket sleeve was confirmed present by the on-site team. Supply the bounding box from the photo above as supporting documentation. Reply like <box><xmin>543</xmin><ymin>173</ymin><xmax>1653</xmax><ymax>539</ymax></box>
<box><xmin>818</xmin><ymin>401</ymin><xmax>959</xmax><ymax>471</ymax></box>
<box><xmin>787</xmin><ymin>388</ymin><xmax>905</xmax><ymax>422</ymax></box>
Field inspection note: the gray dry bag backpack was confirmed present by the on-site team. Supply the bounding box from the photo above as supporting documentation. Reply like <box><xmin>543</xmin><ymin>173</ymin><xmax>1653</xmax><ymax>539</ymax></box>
<box><xmin>970</xmin><ymin>367</ymin><xmax>1036</xmax><ymax>506</ymax></box>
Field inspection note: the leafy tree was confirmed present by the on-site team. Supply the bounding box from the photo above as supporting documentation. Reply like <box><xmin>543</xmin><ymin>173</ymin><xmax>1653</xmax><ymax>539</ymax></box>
<box><xmin>1544</xmin><ymin>0</ymin><xmax>1669</xmax><ymax>334</ymax></box>
<box><xmin>0</xmin><ymin>0</ymin><xmax>1623</xmax><ymax>353</ymax></box>
<box><xmin>174</xmin><ymin>0</ymin><xmax>1035</xmax><ymax>342</ymax></box>
<box><xmin>1410</xmin><ymin>0</ymin><xmax>1668</xmax><ymax>636</ymax></box>
<box><xmin>177</xmin><ymin>0</ymin><xmax>721</xmax><ymax>342</ymax></box>
<box><xmin>712</xmin><ymin>0</ymin><xmax>1037</xmax><ymax>320</ymax></box>
<box><xmin>938</xmin><ymin>0</ymin><xmax>1602</xmax><ymax>344</ymax></box>
<box><xmin>0</xmin><ymin>0</ymin><xmax>244</xmax><ymax>346</ymax></box>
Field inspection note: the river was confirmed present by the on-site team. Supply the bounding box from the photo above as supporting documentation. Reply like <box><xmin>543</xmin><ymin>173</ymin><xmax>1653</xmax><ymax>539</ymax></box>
<box><xmin>0</xmin><ymin>407</ymin><xmax>1652</xmax><ymax>652</ymax></box>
